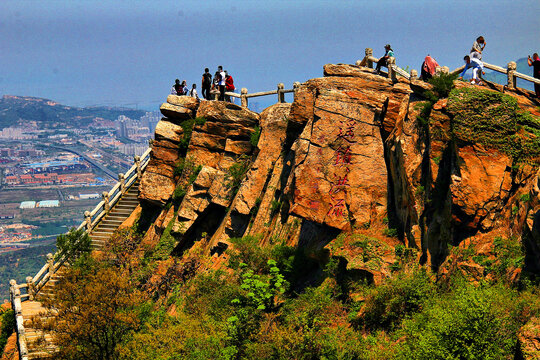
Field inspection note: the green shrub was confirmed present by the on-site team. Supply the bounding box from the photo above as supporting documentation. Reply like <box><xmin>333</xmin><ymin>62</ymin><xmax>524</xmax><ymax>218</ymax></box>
<box><xmin>396</xmin><ymin>282</ymin><xmax>529</xmax><ymax>360</ymax></box>
<box><xmin>383</xmin><ymin>228</ymin><xmax>398</xmax><ymax>238</ymax></box>
<box><xmin>250</xmin><ymin>125</ymin><xmax>261</xmax><ymax>147</ymax></box>
<box><xmin>520</xmin><ymin>193</ymin><xmax>531</xmax><ymax>202</ymax></box>
<box><xmin>427</xmin><ymin>72</ymin><xmax>458</xmax><ymax>98</ymax></box>
<box><xmin>357</xmin><ymin>270</ymin><xmax>435</xmax><ymax>331</ymax></box>
<box><xmin>269</xmin><ymin>200</ymin><xmax>281</xmax><ymax>216</ymax></box>
<box><xmin>56</xmin><ymin>227</ymin><xmax>92</xmax><ymax>265</ymax></box>
<box><xmin>0</xmin><ymin>309</ymin><xmax>14</xmax><ymax>354</ymax></box>
<box><xmin>448</xmin><ymin>87</ymin><xmax>540</xmax><ymax>165</ymax></box>
<box><xmin>194</xmin><ymin>116</ymin><xmax>207</xmax><ymax>126</ymax></box>
<box><xmin>226</xmin><ymin>155</ymin><xmax>251</xmax><ymax>194</ymax></box>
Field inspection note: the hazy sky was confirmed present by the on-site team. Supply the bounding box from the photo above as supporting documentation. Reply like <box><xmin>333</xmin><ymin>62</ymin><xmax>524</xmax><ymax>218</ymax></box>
<box><xmin>2</xmin><ymin>0</ymin><xmax>539</xmax><ymax>110</ymax></box>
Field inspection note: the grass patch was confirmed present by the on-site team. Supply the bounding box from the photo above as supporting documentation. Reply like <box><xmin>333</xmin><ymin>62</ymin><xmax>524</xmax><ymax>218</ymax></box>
<box><xmin>448</xmin><ymin>87</ymin><xmax>540</xmax><ymax>165</ymax></box>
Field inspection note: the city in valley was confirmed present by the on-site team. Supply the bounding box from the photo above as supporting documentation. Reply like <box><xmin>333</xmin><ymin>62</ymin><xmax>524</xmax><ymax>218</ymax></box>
<box><xmin>0</xmin><ymin>95</ymin><xmax>160</xmax><ymax>254</ymax></box>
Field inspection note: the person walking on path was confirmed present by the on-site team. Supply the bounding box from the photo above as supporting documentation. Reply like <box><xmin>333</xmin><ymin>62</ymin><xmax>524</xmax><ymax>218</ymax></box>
<box><xmin>459</xmin><ymin>55</ymin><xmax>483</xmax><ymax>85</ymax></box>
<box><xmin>218</xmin><ymin>66</ymin><xmax>226</xmax><ymax>101</ymax></box>
<box><xmin>421</xmin><ymin>55</ymin><xmax>439</xmax><ymax>81</ymax></box>
<box><xmin>375</xmin><ymin>44</ymin><xmax>394</xmax><ymax>75</ymax></box>
<box><xmin>201</xmin><ymin>68</ymin><xmax>212</xmax><ymax>100</ymax></box>
<box><xmin>225</xmin><ymin>70</ymin><xmax>235</xmax><ymax>103</ymax></box>
<box><xmin>527</xmin><ymin>53</ymin><xmax>540</xmax><ymax>98</ymax></box>
<box><xmin>189</xmin><ymin>84</ymin><xmax>199</xmax><ymax>99</ymax></box>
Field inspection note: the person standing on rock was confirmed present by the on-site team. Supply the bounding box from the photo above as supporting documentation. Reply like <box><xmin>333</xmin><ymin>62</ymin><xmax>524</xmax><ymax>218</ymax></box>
<box><xmin>527</xmin><ymin>53</ymin><xmax>540</xmax><ymax>98</ymax></box>
<box><xmin>189</xmin><ymin>84</ymin><xmax>199</xmax><ymax>100</ymax></box>
<box><xmin>375</xmin><ymin>44</ymin><xmax>394</xmax><ymax>75</ymax></box>
<box><xmin>218</xmin><ymin>66</ymin><xmax>226</xmax><ymax>101</ymax></box>
<box><xmin>201</xmin><ymin>68</ymin><xmax>212</xmax><ymax>100</ymax></box>
<box><xmin>172</xmin><ymin>79</ymin><xmax>182</xmax><ymax>95</ymax></box>
<box><xmin>225</xmin><ymin>71</ymin><xmax>235</xmax><ymax>103</ymax></box>
<box><xmin>181</xmin><ymin>80</ymin><xmax>189</xmax><ymax>95</ymax></box>
<box><xmin>421</xmin><ymin>55</ymin><xmax>439</xmax><ymax>81</ymax></box>
<box><xmin>471</xmin><ymin>36</ymin><xmax>486</xmax><ymax>60</ymax></box>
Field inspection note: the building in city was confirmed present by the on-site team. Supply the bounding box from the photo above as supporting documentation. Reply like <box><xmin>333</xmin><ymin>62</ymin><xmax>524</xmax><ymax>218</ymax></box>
<box><xmin>19</xmin><ymin>201</ymin><xmax>36</xmax><ymax>209</ymax></box>
<box><xmin>37</xmin><ymin>200</ymin><xmax>60</xmax><ymax>208</ymax></box>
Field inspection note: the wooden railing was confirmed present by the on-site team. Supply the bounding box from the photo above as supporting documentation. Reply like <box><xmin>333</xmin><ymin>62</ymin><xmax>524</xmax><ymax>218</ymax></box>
<box><xmin>210</xmin><ymin>82</ymin><xmax>300</xmax><ymax>108</ymax></box>
<box><xmin>359</xmin><ymin>47</ymin><xmax>540</xmax><ymax>92</ymax></box>
<box><xmin>9</xmin><ymin>146</ymin><xmax>151</xmax><ymax>360</ymax></box>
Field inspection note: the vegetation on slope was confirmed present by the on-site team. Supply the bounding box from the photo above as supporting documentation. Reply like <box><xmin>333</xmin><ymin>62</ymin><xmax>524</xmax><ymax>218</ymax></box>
<box><xmin>33</xmin><ymin>227</ymin><xmax>540</xmax><ymax>360</ymax></box>
<box><xmin>448</xmin><ymin>87</ymin><xmax>540</xmax><ymax>165</ymax></box>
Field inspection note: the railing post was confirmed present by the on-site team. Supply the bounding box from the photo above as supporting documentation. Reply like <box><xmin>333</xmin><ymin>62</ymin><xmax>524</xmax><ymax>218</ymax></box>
<box><xmin>387</xmin><ymin>57</ymin><xmax>397</xmax><ymax>81</ymax></box>
<box><xmin>507</xmin><ymin>61</ymin><xmax>517</xmax><ymax>90</ymax></box>
<box><xmin>134</xmin><ymin>155</ymin><xmax>142</xmax><ymax>178</ymax></box>
<box><xmin>293</xmin><ymin>81</ymin><xmax>301</xmax><ymax>93</ymax></box>
<box><xmin>148</xmin><ymin>138</ymin><xmax>154</xmax><ymax>148</ymax></box>
<box><xmin>277</xmin><ymin>83</ymin><xmax>285</xmax><ymax>103</ymax></box>
<box><xmin>10</xmin><ymin>280</ymin><xmax>28</xmax><ymax>359</ymax></box>
<box><xmin>85</xmin><ymin>211</ymin><xmax>92</xmax><ymax>231</ymax></box>
<box><xmin>25</xmin><ymin>276</ymin><xmax>34</xmax><ymax>301</ymax></box>
<box><xmin>435</xmin><ymin>66</ymin><xmax>442</xmax><ymax>76</ymax></box>
<box><xmin>118</xmin><ymin>173</ymin><xmax>126</xmax><ymax>194</ymax></box>
<box><xmin>102</xmin><ymin>191</ymin><xmax>110</xmax><ymax>213</ymax></box>
<box><xmin>241</xmin><ymin>88</ymin><xmax>248</xmax><ymax>108</ymax></box>
<box><xmin>213</xmin><ymin>90</ymin><xmax>219</xmax><ymax>101</ymax></box>
<box><xmin>364</xmin><ymin>48</ymin><xmax>373</xmax><ymax>68</ymax></box>
<box><xmin>47</xmin><ymin>253</ymin><xmax>55</xmax><ymax>276</ymax></box>
<box><xmin>441</xmin><ymin>66</ymin><xmax>449</xmax><ymax>75</ymax></box>
<box><xmin>410</xmin><ymin>69</ymin><xmax>418</xmax><ymax>81</ymax></box>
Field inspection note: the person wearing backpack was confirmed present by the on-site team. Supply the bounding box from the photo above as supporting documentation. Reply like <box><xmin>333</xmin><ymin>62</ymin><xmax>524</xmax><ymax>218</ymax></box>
<box><xmin>201</xmin><ymin>68</ymin><xmax>212</xmax><ymax>100</ymax></box>
<box><xmin>225</xmin><ymin>71</ymin><xmax>235</xmax><ymax>102</ymax></box>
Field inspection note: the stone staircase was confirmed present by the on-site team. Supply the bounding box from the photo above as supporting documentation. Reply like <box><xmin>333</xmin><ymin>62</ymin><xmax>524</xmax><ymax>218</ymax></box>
<box><xmin>10</xmin><ymin>146</ymin><xmax>151</xmax><ymax>360</ymax></box>
<box><xmin>89</xmin><ymin>179</ymin><xmax>140</xmax><ymax>248</ymax></box>
<box><xmin>15</xmin><ymin>180</ymin><xmax>141</xmax><ymax>359</ymax></box>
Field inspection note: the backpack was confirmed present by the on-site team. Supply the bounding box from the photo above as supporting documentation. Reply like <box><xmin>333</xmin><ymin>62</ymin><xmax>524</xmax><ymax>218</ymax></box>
<box><xmin>203</xmin><ymin>73</ymin><xmax>212</xmax><ymax>85</ymax></box>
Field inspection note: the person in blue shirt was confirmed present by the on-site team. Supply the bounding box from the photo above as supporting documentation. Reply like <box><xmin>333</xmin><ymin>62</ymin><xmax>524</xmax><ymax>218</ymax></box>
<box><xmin>459</xmin><ymin>55</ymin><xmax>484</xmax><ymax>85</ymax></box>
<box><xmin>375</xmin><ymin>44</ymin><xmax>394</xmax><ymax>75</ymax></box>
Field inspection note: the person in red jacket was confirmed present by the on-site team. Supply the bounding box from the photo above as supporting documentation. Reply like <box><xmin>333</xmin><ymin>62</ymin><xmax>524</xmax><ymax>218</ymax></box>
<box><xmin>225</xmin><ymin>71</ymin><xmax>235</xmax><ymax>103</ymax></box>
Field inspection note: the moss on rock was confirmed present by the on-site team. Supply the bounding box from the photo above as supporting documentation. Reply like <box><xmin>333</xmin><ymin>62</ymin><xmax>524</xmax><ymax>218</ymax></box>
<box><xmin>447</xmin><ymin>87</ymin><xmax>540</xmax><ymax>165</ymax></box>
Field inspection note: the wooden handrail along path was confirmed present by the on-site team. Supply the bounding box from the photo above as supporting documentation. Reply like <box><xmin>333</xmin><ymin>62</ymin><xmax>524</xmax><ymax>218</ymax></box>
<box><xmin>9</xmin><ymin>147</ymin><xmax>151</xmax><ymax>360</ymax></box>
<box><xmin>358</xmin><ymin>47</ymin><xmax>540</xmax><ymax>91</ymax></box>
<box><xmin>210</xmin><ymin>81</ymin><xmax>301</xmax><ymax>108</ymax></box>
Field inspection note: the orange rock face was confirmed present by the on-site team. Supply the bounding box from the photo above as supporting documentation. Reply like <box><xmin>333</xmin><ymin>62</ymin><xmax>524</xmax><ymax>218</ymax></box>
<box><xmin>288</xmin><ymin>74</ymin><xmax>411</xmax><ymax>231</ymax></box>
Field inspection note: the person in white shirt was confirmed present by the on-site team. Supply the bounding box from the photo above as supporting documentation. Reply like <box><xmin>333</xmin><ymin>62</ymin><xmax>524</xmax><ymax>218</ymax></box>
<box><xmin>218</xmin><ymin>65</ymin><xmax>226</xmax><ymax>101</ymax></box>
<box><xmin>189</xmin><ymin>84</ymin><xmax>199</xmax><ymax>100</ymax></box>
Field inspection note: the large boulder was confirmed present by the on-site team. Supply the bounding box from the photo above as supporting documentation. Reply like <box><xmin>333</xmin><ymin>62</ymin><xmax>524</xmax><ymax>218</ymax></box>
<box><xmin>288</xmin><ymin>72</ymin><xmax>411</xmax><ymax>231</ymax></box>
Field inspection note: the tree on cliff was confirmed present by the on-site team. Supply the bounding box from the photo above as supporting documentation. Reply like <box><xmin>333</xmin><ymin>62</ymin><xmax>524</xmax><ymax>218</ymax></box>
<box><xmin>33</xmin><ymin>230</ymin><xmax>144</xmax><ymax>360</ymax></box>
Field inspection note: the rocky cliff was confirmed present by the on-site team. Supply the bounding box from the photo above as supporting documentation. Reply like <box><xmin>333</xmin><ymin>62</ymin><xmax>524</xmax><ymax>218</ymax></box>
<box><xmin>132</xmin><ymin>65</ymin><xmax>540</xmax><ymax>356</ymax></box>
<box><xmin>138</xmin><ymin>65</ymin><xmax>539</xmax><ymax>281</ymax></box>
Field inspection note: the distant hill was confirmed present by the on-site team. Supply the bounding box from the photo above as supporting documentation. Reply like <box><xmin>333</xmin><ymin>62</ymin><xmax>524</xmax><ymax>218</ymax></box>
<box><xmin>483</xmin><ymin>57</ymin><xmax>535</xmax><ymax>91</ymax></box>
<box><xmin>0</xmin><ymin>95</ymin><xmax>146</xmax><ymax>130</ymax></box>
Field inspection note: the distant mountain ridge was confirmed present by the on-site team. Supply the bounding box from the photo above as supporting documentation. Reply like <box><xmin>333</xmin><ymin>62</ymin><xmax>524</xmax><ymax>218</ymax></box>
<box><xmin>0</xmin><ymin>95</ymin><xmax>146</xmax><ymax>130</ymax></box>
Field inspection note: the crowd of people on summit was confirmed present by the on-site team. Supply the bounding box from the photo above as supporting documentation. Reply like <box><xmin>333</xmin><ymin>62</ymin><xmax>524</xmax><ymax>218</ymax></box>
<box><xmin>171</xmin><ymin>39</ymin><xmax>539</xmax><ymax>103</ymax></box>
<box><xmin>372</xmin><ymin>36</ymin><xmax>539</xmax><ymax>98</ymax></box>
<box><xmin>171</xmin><ymin>65</ymin><xmax>236</xmax><ymax>102</ymax></box>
